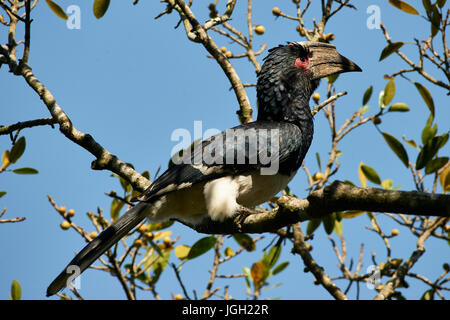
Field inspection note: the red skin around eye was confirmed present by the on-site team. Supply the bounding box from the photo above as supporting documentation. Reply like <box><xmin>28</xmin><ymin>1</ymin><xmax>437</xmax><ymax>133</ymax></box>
<box><xmin>294</xmin><ymin>57</ymin><xmax>309</xmax><ymax>70</ymax></box>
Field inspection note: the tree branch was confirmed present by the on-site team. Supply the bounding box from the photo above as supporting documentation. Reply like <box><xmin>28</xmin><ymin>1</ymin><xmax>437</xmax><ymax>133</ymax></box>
<box><xmin>185</xmin><ymin>181</ymin><xmax>450</xmax><ymax>234</ymax></box>
<box><xmin>292</xmin><ymin>223</ymin><xmax>348</xmax><ymax>300</ymax></box>
<box><xmin>311</xmin><ymin>91</ymin><xmax>347</xmax><ymax>116</ymax></box>
<box><xmin>16</xmin><ymin>63</ymin><xmax>150</xmax><ymax>192</ymax></box>
<box><xmin>0</xmin><ymin>117</ymin><xmax>57</xmax><ymax>135</ymax></box>
<box><xmin>171</xmin><ymin>263</ymin><xmax>192</xmax><ymax>300</ymax></box>
<box><xmin>21</xmin><ymin>0</ymin><xmax>30</xmax><ymax>64</ymax></box>
<box><xmin>380</xmin><ymin>23</ymin><xmax>450</xmax><ymax>91</ymax></box>
<box><xmin>167</xmin><ymin>0</ymin><xmax>253</xmax><ymax>123</ymax></box>
<box><xmin>373</xmin><ymin>217</ymin><xmax>447</xmax><ymax>300</ymax></box>
<box><xmin>201</xmin><ymin>235</ymin><xmax>223</xmax><ymax>300</ymax></box>
<box><xmin>0</xmin><ymin>207</ymin><xmax>25</xmax><ymax>223</ymax></box>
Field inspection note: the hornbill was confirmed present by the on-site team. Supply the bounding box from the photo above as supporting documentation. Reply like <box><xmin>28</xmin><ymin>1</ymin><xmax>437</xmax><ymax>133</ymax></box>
<box><xmin>46</xmin><ymin>41</ymin><xmax>361</xmax><ymax>296</ymax></box>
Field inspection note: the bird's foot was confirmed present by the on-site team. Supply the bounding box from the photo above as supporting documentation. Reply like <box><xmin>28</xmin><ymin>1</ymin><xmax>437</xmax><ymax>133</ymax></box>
<box><xmin>235</xmin><ymin>206</ymin><xmax>258</xmax><ymax>232</ymax></box>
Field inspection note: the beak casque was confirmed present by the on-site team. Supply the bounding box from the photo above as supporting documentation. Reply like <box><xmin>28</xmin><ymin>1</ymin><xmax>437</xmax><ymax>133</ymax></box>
<box><xmin>298</xmin><ymin>42</ymin><xmax>362</xmax><ymax>80</ymax></box>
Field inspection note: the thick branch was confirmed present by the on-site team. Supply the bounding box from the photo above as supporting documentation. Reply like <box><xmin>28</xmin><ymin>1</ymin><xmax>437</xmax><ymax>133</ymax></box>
<box><xmin>186</xmin><ymin>181</ymin><xmax>450</xmax><ymax>234</ymax></box>
<box><xmin>17</xmin><ymin>64</ymin><xmax>150</xmax><ymax>192</ymax></box>
<box><xmin>292</xmin><ymin>223</ymin><xmax>348</xmax><ymax>300</ymax></box>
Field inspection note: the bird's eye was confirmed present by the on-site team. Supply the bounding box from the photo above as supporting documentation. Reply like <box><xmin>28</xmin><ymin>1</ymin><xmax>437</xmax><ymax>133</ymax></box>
<box><xmin>300</xmin><ymin>57</ymin><xmax>306</xmax><ymax>62</ymax></box>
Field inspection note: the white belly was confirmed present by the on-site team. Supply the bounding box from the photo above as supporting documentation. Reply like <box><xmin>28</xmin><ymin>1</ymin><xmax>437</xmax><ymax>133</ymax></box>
<box><xmin>236</xmin><ymin>171</ymin><xmax>296</xmax><ymax>207</ymax></box>
<box><xmin>146</xmin><ymin>171</ymin><xmax>296</xmax><ymax>224</ymax></box>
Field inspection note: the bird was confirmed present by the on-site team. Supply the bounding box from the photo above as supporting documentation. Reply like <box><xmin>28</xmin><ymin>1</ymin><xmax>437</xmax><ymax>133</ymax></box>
<box><xmin>46</xmin><ymin>41</ymin><xmax>361</xmax><ymax>296</ymax></box>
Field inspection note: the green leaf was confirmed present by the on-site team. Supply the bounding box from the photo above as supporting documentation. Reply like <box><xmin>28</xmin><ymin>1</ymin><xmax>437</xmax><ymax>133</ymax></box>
<box><xmin>1</xmin><ymin>150</ymin><xmax>11</xmax><ymax>171</ymax></box>
<box><xmin>149</xmin><ymin>250</ymin><xmax>171</xmax><ymax>284</ymax></box>
<box><xmin>153</xmin><ymin>230</ymin><xmax>172</xmax><ymax>240</ymax></box>
<box><xmin>0</xmin><ymin>191</ymin><xmax>6</xmax><ymax>198</ymax></box>
<box><xmin>362</xmin><ymin>86</ymin><xmax>373</xmax><ymax>105</ymax></box>
<box><xmin>93</xmin><ymin>0</ymin><xmax>110</xmax><ymax>19</ymax></box>
<box><xmin>9</xmin><ymin>137</ymin><xmax>26</xmax><ymax>164</ymax></box>
<box><xmin>272</xmin><ymin>261</ymin><xmax>289</xmax><ymax>275</ymax></box>
<box><xmin>382</xmin><ymin>132</ymin><xmax>409</xmax><ymax>167</ymax></box>
<box><xmin>403</xmin><ymin>137</ymin><xmax>418</xmax><ymax>149</ymax></box>
<box><xmin>437</xmin><ymin>133</ymin><xmax>449</xmax><ymax>149</ymax></box>
<box><xmin>381</xmin><ymin>179</ymin><xmax>393</xmax><ymax>190</ymax></box>
<box><xmin>421</xmin><ymin>115</ymin><xmax>437</xmax><ymax>145</ymax></box>
<box><xmin>388</xmin><ymin>0</ymin><xmax>419</xmax><ymax>14</ymax></box>
<box><xmin>425</xmin><ymin>157</ymin><xmax>449</xmax><ymax>175</ymax></box>
<box><xmin>358</xmin><ymin>162</ymin><xmax>367</xmax><ymax>187</ymax></box>
<box><xmin>416</xmin><ymin>149</ymin><xmax>428</xmax><ymax>171</ymax></box>
<box><xmin>343</xmin><ymin>180</ymin><xmax>355</xmax><ymax>186</ymax></box>
<box><xmin>341</xmin><ymin>210</ymin><xmax>365</xmax><ymax>219</ymax></box>
<box><xmin>378</xmin><ymin>90</ymin><xmax>386</xmax><ymax>109</ymax></box>
<box><xmin>392</xmin><ymin>291</ymin><xmax>407</xmax><ymax>300</ymax></box>
<box><xmin>153</xmin><ymin>166</ymin><xmax>161</xmax><ymax>179</ymax></box>
<box><xmin>422</xmin><ymin>0</ymin><xmax>433</xmax><ymax>14</ymax></box>
<box><xmin>11</xmin><ymin>280</ymin><xmax>21</xmax><ymax>300</ymax></box>
<box><xmin>437</xmin><ymin>0</ymin><xmax>446</xmax><ymax>8</ymax></box>
<box><xmin>358</xmin><ymin>105</ymin><xmax>370</xmax><ymax>115</ymax></box>
<box><xmin>307</xmin><ymin>219</ymin><xmax>321</xmax><ymax>235</ymax></box>
<box><xmin>110</xmin><ymin>198</ymin><xmax>124</xmax><ymax>221</ymax></box>
<box><xmin>416</xmin><ymin>134</ymin><xmax>448</xmax><ymax>170</ymax></box>
<box><xmin>440</xmin><ymin>166</ymin><xmax>450</xmax><ymax>193</ymax></box>
<box><xmin>379</xmin><ymin>42</ymin><xmax>404</xmax><ymax>61</ymax></box>
<box><xmin>421</xmin><ymin>289</ymin><xmax>434</xmax><ymax>300</ymax></box>
<box><xmin>119</xmin><ymin>177</ymin><xmax>131</xmax><ymax>193</ymax></box>
<box><xmin>430</xmin><ymin>6</ymin><xmax>441</xmax><ymax>38</ymax></box>
<box><xmin>12</xmin><ymin>167</ymin><xmax>38</xmax><ymax>174</ymax></box>
<box><xmin>388</xmin><ymin>103</ymin><xmax>410</xmax><ymax>112</ymax></box>
<box><xmin>141</xmin><ymin>170</ymin><xmax>150</xmax><ymax>180</ymax></box>
<box><xmin>333</xmin><ymin>219</ymin><xmax>343</xmax><ymax>236</ymax></box>
<box><xmin>262</xmin><ymin>244</ymin><xmax>281</xmax><ymax>269</ymax></box>
<box><xmin>46</xmin><ymin>0</ymin><xmax>68</xmax><ymax>20</ymax></box>
<box><xmin>242</xmin><ymin>267</ymin><xmax>252</xmax><ymax>289</ymax></box>
<box><xmin>147</xmin><ymin>239</ymin><xmax>164</xmax><ymax>257</ymax></box>
<box><xmin>361</xmin><ymin>164</ymin><xmax>382</xmax><ymax>184</ymax></box>
<box><xmin>148</xmin><ymin>220</ymin><xmax>174</xmax><ymax>231</ymax></box>
<box><xmin>323</xmin><ymin>213</ymin><xmax>336</xmax><ymax>235</ymax></box>
<box><xmin>383</xmin><ymin>79</ymin><xmax>396</xmax><ymax>106</ymax></box>
<box><xmin>233</xmin><ymin>234</ymin><xmax>256</xmax><ymax>251</ymax></box>
<box><xmin>414</xmin><ymin>82</ymin><xmax>435</xmax><ymax>117</ymax></box>
<box><xmin>187</xmin><ymin>236</ymin><xmax>217</xmax><ymax>260</ymax></box>
<box><xmin>326</xmin><ymin>74</ymin><xmax>339</xmax><ymax>84</ymax></box>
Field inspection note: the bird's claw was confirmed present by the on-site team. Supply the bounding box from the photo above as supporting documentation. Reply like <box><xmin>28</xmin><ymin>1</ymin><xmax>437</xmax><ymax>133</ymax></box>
<box><xmin>235</xmin><ymin>206</ymin><xmax>258</xmax><ymax>232</ymax></box>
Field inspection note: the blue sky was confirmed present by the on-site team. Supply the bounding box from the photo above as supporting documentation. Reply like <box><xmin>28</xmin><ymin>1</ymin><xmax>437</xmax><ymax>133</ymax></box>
<box><xmin>1</xmin><ymin>1</ymin><xmax>449</xmax><ymax>300</ymax></box>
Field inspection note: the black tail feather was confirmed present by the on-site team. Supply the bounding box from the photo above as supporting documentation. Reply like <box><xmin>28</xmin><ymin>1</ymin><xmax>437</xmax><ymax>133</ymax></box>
<box><xmin>46</xmin><ymin>202</ymin><xmax>149</xmax><ymax>297</ymax></box>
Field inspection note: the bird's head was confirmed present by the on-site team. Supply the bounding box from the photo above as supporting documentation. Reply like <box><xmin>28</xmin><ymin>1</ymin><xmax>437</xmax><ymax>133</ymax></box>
<box><xmin>257</xmin><ymin>41</ymin><xmax>361</xmax><ymax>121</ymax></box>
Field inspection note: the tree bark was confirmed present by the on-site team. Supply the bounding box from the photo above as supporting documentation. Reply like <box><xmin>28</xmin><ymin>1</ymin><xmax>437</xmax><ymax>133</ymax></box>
<box><xmin>188</xmin><ymin>181</ymin><xmax>450</xmax><ymax>234</ymax></box>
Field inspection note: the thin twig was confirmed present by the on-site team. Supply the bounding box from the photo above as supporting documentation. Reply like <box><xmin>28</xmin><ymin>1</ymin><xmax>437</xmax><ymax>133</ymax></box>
<box><xmin>0</xmin><ymin>117</ymin><xmax>57</xmax><ymax>135</ymax></box>
<box><xmin>311</xmin><ymin>91</ymin><xmax>347</xmax><ymax>116</ymax></box>
<box><xmin>171</xmin><ymin>263</ymin><xmax>192</xmax><ymax>300</ymax></box>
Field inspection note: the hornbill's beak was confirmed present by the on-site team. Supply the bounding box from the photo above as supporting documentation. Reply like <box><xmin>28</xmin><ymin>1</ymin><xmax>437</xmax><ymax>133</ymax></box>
<box><xmin>301</xmin><ymin>42</ymin><xmax>362</xmax><ymax>80</ymax></box>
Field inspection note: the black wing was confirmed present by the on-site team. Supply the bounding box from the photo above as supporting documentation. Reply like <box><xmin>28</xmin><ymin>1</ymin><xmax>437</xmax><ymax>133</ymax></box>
<box><xmin>133</xmin><ymin>121</ymin><xmax>307</xmax><ymax>202</ymax></box>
